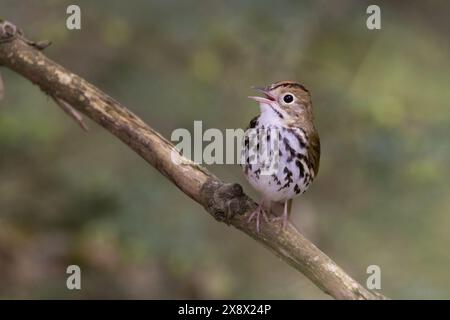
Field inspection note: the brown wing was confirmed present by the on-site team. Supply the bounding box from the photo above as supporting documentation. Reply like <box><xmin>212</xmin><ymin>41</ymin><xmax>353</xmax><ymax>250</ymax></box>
<box><xmin>307</xmin><ymin>130</ymin><xmax>320</xmax><ymax>177</ymax></box>
<box><xmin>241</xmin><ymin>116</ymin><xmax>260</xmax><ymax>170</ymax></box>
<box><xmin>246</xmin><ymin>115</ymin><xmax>259</xmax><ymax>130</ymax></box>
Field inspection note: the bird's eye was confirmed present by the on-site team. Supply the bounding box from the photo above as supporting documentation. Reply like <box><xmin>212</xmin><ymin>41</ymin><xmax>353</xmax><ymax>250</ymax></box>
<box><xmin>283</xmin><ymin>94</ymin><xmax>294</xmax><ymax>103</ymax></box>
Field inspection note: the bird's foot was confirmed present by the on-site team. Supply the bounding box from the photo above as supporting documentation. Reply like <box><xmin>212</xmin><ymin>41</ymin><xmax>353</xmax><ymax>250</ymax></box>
<box><xmin>247</xmin><ymin>203</ymin><xmax>269</xmax><ymax>233</ymax></box>
<box><xmin>271</xmin><ymin>215</ymin><xmax>290</xmax><ymax>231</ymax></box>
<box><xmin>270</xmin><ymin>200</ymin><xmax>292</xmax><ymax>232</ymax></box>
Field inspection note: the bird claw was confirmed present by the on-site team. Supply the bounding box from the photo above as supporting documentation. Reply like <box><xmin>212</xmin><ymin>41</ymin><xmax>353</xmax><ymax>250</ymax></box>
<box><xmin>247</xmin><ymin>204</ymin><xmax>269</xmax><ymax>233</ymax></box>
<box><xmin>270</xmin><ymin>215</ymin><xmax>290</xmax><ymax>232</ymax></box>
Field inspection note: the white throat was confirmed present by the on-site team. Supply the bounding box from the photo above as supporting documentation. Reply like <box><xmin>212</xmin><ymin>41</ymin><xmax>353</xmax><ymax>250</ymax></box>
<box><xmin>258</xmin><ymin>102</ymin><xmax>285</xmax><ymax>126</ymax></box>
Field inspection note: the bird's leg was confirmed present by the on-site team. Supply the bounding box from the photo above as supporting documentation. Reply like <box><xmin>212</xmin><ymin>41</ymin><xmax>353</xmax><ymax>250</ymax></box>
<box><xmin>271</xmin><ymin>200</ymin><xmax>291</xmax><ymax>231</ymax></box>
<box><xmin>247</xmin><ymin>198</ymin><xmax>270</xmax><ymax>233</ymax></box>
<box><xmin>282</xmin><ymin>200</ymin><xmax>289</xmax><ymax>230</ymax></box>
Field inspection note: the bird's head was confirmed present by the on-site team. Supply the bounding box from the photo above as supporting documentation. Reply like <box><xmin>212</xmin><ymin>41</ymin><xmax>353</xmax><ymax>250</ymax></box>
<box><xmin>248</xmin><ymin>81</ymin><xmax>313</xmax><ymax>124</ymax></box>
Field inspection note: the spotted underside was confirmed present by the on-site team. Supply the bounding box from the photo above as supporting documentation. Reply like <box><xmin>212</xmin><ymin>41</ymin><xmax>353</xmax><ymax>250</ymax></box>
<box><xmin>241</xmin><ymin>116</ymin><xmax>317</xmax><ymax>203</ymax></box>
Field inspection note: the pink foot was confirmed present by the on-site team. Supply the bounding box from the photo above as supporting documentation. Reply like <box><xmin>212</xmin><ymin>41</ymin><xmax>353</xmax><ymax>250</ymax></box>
<box><xmin>247</xmin><ymin>204</ymin><xmax>269</xmax><ymax>233</ymax></box>
<box><xmin>271</xmin><ymin>214</ymin><xmax>290</xmax><ymax>230</ymax></box>
<box><xmin>271</xmin><ymin>200</ymin><xmax>290</xmax><ymax>231</ymax></box>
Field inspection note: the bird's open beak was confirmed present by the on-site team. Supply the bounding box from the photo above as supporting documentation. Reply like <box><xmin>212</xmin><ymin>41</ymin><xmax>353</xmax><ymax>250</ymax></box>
<box><xmin>248</xmin><ymin>86</ymin><xmax>276</xmax><ymax>104</ymax></box>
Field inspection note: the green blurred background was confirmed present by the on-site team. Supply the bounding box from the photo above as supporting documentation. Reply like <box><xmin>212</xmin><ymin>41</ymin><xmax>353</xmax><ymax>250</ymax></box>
<box><xmin>0</xmin><ymin>0</ymin><xmax>449</xmax><ymax>299</ymax></box>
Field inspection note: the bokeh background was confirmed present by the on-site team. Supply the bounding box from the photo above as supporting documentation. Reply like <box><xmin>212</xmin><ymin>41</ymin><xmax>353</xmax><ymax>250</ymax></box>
<box><xmin>0</xmin><ymin>0</ymin><xmax>449</xmax><ymax>299</ymax></box>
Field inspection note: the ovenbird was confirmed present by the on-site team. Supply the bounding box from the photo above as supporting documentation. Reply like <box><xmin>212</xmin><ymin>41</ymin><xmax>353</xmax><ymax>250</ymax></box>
<box><xmin>242</xmin><ymin>81</ymin><xmax>320</xmax><ymax>232</ymax></box>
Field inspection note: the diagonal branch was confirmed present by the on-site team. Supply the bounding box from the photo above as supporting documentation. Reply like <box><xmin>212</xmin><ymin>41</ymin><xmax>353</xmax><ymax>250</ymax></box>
<box><xmin>0</xmin><ymin>21</ymin><xmax>387</xmax><ymax>300</ymax></box>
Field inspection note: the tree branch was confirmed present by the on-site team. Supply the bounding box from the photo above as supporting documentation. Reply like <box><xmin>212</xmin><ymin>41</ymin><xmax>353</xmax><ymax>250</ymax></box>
<box><xmin>0</xmin><ymin>21</ymin><xmax>387</xmax><ymax>300</ymax></box>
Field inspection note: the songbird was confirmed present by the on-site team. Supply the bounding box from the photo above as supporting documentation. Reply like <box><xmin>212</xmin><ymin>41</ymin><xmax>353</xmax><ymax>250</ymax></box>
<box><xmin>242</xmin><ymin>81</ymin><xmax>320</xmax><ymax>232</ymax></box>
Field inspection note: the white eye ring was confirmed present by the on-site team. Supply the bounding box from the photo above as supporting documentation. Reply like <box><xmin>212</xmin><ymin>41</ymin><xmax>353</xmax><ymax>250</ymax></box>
<box><xmin>283</xmin><ymin>93</ymin><xmax>294</xmax><ymax>104</ymax></box>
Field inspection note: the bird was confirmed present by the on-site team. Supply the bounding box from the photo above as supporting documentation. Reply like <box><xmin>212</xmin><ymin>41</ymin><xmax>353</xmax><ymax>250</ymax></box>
<box><xmin>241</xmin><ymin>81</ymin><xmax>320</xmax><ymax>232</ymax></box>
